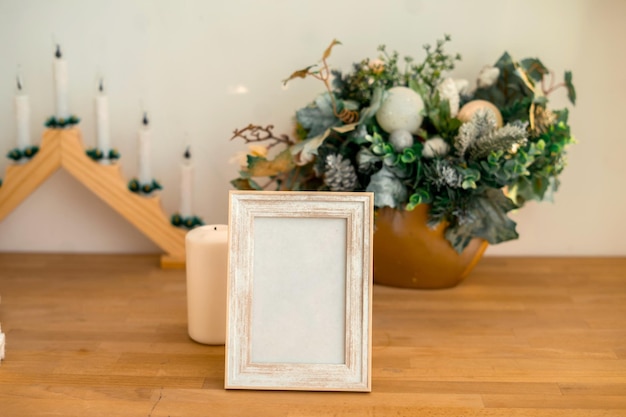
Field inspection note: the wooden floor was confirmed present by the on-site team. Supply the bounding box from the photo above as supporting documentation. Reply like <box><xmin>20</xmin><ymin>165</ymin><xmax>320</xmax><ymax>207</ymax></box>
<box><xmin>0</xmin><ymin>254</ymin><xmax>625</xmax><ymax>416</ymax></box>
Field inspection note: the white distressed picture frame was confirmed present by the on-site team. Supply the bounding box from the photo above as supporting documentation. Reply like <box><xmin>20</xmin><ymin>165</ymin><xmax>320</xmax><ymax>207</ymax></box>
<box><xmin>226</xmin><ymin>191</ymin><xmax>373</xmax><ymax>392</ymax></box>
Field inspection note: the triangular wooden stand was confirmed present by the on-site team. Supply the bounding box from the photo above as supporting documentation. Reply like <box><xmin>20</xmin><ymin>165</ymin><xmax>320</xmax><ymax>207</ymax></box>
<box><xmin>0</xmin><ymin>128</ymin><xmax>186</xmax><ymax>268</ymax></box>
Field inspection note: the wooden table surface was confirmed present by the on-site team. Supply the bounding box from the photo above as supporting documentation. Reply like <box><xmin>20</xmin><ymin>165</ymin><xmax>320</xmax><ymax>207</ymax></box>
<box><xmin>0</xmin><ymin>254</ymin><xmax>625</xmax><ymax>416</ymax></box>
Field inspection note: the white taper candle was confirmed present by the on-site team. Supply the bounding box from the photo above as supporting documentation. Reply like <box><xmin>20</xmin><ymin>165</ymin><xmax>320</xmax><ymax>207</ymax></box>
<box><xmin>95</xmin><ymin>79</ymin><xmax>111</xmax><ymax>163</ymax></box>
<box><xmin>53</xmin><ymin>45</ymin><xmax>69</xmax><ymax>120</ymax></box>
<box><xmin>180</xmin><ymin>147</ymin><xmax>193</xmax><ymax>217</ymax></box>
<box><xmin>15</xmin><ymin>76</ymin><xmax>30</xmax><ymax>149</ymax></box>
<box><xmin>138</xmin><ymin>113</ymin><xmax>151</xmax><ymax>184</ymax></box>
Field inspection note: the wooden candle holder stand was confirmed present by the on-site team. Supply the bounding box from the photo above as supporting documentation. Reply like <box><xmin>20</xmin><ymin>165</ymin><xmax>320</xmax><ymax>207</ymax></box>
<box><xmin>0</xmin><ymin>128</ymin><xmax>186</xmax><ymax>269</ymax></box>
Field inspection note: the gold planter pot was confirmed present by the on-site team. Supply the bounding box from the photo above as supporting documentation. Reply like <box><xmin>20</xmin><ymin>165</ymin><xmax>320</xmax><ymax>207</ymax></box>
<box><xmin>373</xmin><ymin>205</ymin><xmax>488</xmax><ymax>289</ymax></box>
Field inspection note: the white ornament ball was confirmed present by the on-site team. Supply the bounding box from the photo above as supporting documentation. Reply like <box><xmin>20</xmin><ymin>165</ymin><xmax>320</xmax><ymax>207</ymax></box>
<box><xmin>457</xmin><ymin>100</ymin><xmax>503</xmax><ymax>127</ymax></box>
<box><xmin>389</xmin><ymin>129</ymin><xmax>414</xmax><ymax>152</ymax></box>
<box><xmin>422</xmin><ymin>137</ymin><xmax>450</xmax><ymax>159</ymax></box>
<box><xmin>376</xmin><ymin>86</ymin><xmax>424</xmax><ymax>135</ymax></box>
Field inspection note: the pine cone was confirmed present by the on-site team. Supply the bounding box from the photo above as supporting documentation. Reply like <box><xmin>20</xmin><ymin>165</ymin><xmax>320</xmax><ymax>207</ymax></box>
<box><xmin>324</xmin><ymin>154</ymin><xmax>358</xmax><ymax>191</ymax></box>
<box><xmin>533</xmin><ymin>106</ymin><xmax>557</xmax><ymax>135</ymax></box>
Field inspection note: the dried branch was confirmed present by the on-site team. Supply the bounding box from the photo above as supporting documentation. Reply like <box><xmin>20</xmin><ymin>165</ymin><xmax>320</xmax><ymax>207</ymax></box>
<box><xmin>281</xmin><ymin>39</ymin><xmax>359</xmax><ymax>123</ymax></box>
<box><xmin>230</xmin><ymin>124</ymin><xmax>294</xmax><ymax>149</ymax></box>
<box><xmin>541</xmin><ymin>70</ymin><xmax>566</xmax><ymax>96</ymax></box>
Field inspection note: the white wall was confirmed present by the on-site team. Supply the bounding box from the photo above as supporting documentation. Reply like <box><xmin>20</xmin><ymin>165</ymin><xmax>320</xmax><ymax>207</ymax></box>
<box><xmin>0</xmin><ymin>0</ymin><xmax>624</xmax><ymax>256</ymax></box>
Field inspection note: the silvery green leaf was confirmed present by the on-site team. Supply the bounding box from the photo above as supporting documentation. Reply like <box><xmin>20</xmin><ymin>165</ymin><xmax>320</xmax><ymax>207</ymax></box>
<box><xmin>343</xmin><ymin>99</ymin><xmax>360</xmax><ymax>111</ymax></box>
<box><xmin>358</xmin><ymin>87</ymin><xmax>386</xmax><ymax>124</ymax></box>
<box><xmin>296</xmin><ymin>93</ymin><xmax>342</xmax><ymax>138</ymax></box>
<box><xmin>365</xmin><ymin>166</ymin><xmax>408</xmax><ymax>209</ymax></box>
<box><xmin>383</xmin><ymin>153</ymin><xmax>397</xmax><ymax>166</ymax></box>
<box><xmin>444</xmin><ymin>188</ymin><xmax>518</xmax><ymax>253</ymax></box>
<box><xmin>356</xmin><ymin>148</ymin><xmax>380</xmax><ymax>172</ymax></box>
<box><xmin>290</xmin><ymin>123</ymin><xmax>358</xmax><ymax>164</ymax></box>
<box><xmin>349</xmin><ymin>124</ymin><xmax>370</xmax><ymax>145</ymax></box>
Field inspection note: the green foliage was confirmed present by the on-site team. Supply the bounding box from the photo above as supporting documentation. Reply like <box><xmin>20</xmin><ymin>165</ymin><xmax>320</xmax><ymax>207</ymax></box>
<box><xmin>7</xmin><ymin>146</ymin><xmax>39</xmax><ymax>161</ymax></box>
<box><xmin>424</xmin><ymin>90</ymin><xmax>462</xmax><ymax>140</ymax></box>
<box><xmin>511</xmin><ymin>110</ymin><xmax>574</xmax><ymax>204</ymax></box>
<box><xmin>564</xmin><ymin>71</ymin><xmax>576</xmax><ymax>105</ymax></box>
<box><xmin>108</xmin><ymin>149</ymin><xmax>120</xmax><ymax>160</ymax></box>
<box><xmin>406</xmin><ymin>188</ymin><xmax>431</xmax><ymax>211</ymax></box>
<box><xmin>296</xmin><ymin>93</ymin><xmax>343</xmax><ymax>138</ymax></box>
<box><xmin>229</xmin><ymin>37</ymin><xmax>577</xmax><ymax>252</ymax></box>
<box><xmin>520</xmin><ymin>57</ymin><xmax>549</xmax><ymax>82</ymax></box>
<box><xmin>45</xmin><ymin>115</ymin><xmax>80</xmax><ymax>128</ymax></box>
<box><xmin>128</xmin><ymin>178</ymin><xmax>162</xmax><ymax>195</ymax></box>
<box><xmin>366</xmin><ymin>166</ymin><xmax>408</xmax><ymax>209</ymax></box>
<box><xmin>86</xmin><ymin>148</ymin><xmax>104</xmax><ymax>161</ymax></box>
<box><xmin>171</xmin><ymin>213</ymin><xmax>205</xmax><ymax>229</ymax></box>
<box><xmin>128</xmin><ymin>178</ymin><xmax>140</xmax><ymax>192</ymax></box>
<box><xmin>333</xmin><ymin>35</ymin><xmax>460</xmax><ymax>106</ymax></box>
<box><xmin>23</xmin><ymin>146</ymin><xmax>39</xmax><ymax>159</ymax></box>
<box><xmin>444</xmin><ymin>188</ymin><xmax>519</xmax><ymax>253</ymax></box>
<box><xmin>7</xmin><ymin>148</ymin><xmax>23</xmax><ymax>161</ymax></box>
<box><xmin>474</xmin><ymin>53</ymin><xmax>530</xmax><ymax>109</ymax></box>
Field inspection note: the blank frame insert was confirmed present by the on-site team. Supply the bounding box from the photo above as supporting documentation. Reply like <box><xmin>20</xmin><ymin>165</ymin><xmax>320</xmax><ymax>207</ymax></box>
<box><xmin>250</xmin><ymin>216</ymin><xmax>347</xmax><ymax>365</ymax></box>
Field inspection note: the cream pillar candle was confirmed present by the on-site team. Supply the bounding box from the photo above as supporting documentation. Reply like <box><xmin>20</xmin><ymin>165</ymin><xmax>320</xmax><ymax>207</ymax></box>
<box><xmin>95</xmin><ymin>79</ymin><xmax>111</xmax><ymax>163</ymax></box>
<box><xmin>15</xmin><ymin>76</ymin><xmax>30</xmax><ymax>150</ymax></box>
<box><xmin>53</xmin><ymin>45</ymin><xmax>69</xmax><ymax>120</ymax></box>
<box><xmin>180</xmin><ymin>147</ymin><xmax>193</xmax><ymax>217</ymax></box>
<box><xmin>138</xmin><ymin>113</ymin><xmax>151</xmax><ymax>184</ymax></box>
<box><xmin>185</xmin><ymin>225</ymin><xmax>228</xmax><ymax>345</ymax></box>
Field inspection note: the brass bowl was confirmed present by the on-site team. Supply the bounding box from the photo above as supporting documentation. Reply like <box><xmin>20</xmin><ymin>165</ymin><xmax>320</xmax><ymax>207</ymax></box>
<box><xmin>373</xmin><ymin>205</ymin><xmax>488</xmax><ymax>289</ymax></box>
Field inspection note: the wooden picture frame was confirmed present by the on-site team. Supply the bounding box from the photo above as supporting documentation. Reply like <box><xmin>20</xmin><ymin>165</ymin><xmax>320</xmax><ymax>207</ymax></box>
<box><xmin>225</xmin><ymin>191</ymin><xmax>373</xmax><ymax>392</ymax></box>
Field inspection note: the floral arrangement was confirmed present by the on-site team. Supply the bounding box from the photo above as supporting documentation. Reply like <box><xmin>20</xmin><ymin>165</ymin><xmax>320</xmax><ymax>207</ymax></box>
<box><xmin>230</xmin><ymin>36</ymin><xmax>576</xmax><ymax>253</ymax></box>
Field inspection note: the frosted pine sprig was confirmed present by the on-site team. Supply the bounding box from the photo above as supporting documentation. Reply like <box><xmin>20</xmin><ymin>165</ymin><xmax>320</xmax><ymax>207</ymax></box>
<box><xmin>454</xmin><ymin>108</ymin><xmax>528</xmax><ymax>160</ymax></box>
<box><xmin>468</xmin><ymin>121</ymin><xmax>529</xmax><ymax>160</ymax></box>
<box><xmin>454</xmin><ymin>108</ymin><xmax>498</xmax><ymax>157</ymax></box>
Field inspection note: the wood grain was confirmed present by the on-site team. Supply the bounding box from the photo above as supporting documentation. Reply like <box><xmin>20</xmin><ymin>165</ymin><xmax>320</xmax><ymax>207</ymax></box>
<box><xmin>0</xmin><ymin>254</ymin><xmax>624</xmax><ymax>416</ymax></box>
<box><xmin>0</xmin><ymin>129</ymin><xmax>186</xmax><ymax>266</ymax></box>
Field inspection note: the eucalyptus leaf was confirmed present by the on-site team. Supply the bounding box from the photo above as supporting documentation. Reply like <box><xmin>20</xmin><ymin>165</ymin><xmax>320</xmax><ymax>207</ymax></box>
<box><xmin>366</xmin><ymin>166</ymin><xmax>408</xmax><ymax>209</ymax></box>
<box><xmin>296</xmin><ymin>93</ymin><xmax>342</xmax><ymax>138</ymax></box>
<box><xmin>356</xmin><ymin>148</ymin><xmax>380</xmax><ymax>172</ymax></box>
<box><xmin>444</xmin><ymin>188</ymin><xmax>518</xmax><ymax>253</ymax></box>
<box><xmin>348</xmin><ymin>124</ymin><xmax>370</xmax><ymax>145</ymax></box>
<box><xmin>358</xmin><ymin>87</ymin><xmax>386</xmax><ymax>123</ymax></box>
<box><xmin>290</xmin><ymin>123</ymin><xmax>358</xmax><ymax>164</ymax></box>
